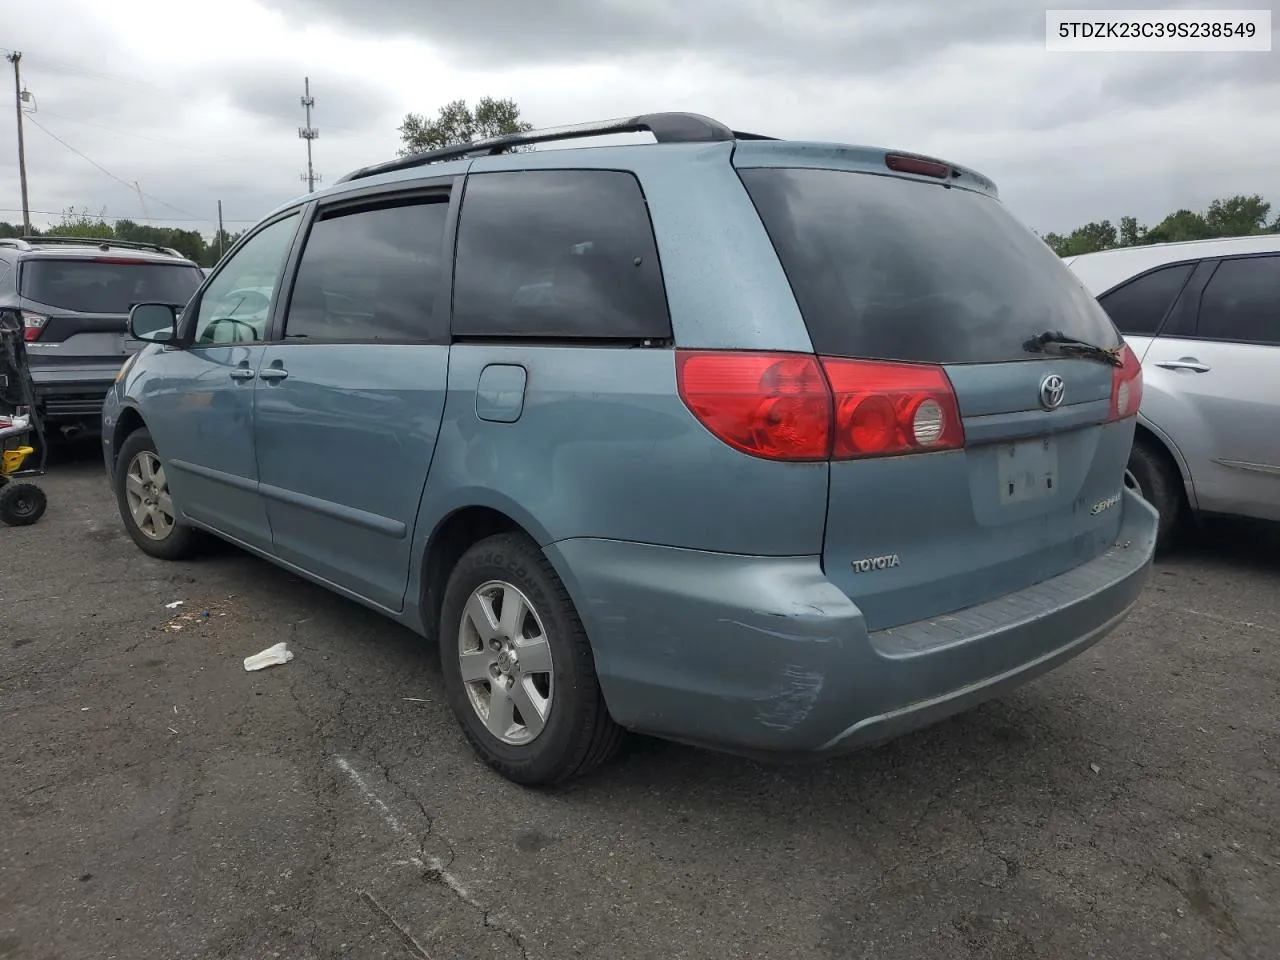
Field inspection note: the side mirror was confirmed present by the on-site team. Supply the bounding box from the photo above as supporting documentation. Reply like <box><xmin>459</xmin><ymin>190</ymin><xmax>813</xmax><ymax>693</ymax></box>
<box><xmin>129</xmin><ymin>303</ymin><xmax>178</xmax><ymax>343</ymax></box>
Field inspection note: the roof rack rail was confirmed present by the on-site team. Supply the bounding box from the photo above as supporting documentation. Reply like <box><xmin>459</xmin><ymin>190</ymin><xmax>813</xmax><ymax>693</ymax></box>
<box><xmin>19</xmin><ymin>235</ymin><xmax>186</xmax><ymax>258</ymax></box>
<box><xmin>338</xmin><ymin>112</ymin><xmax>774</xmax><ymax>184</ymax></box>
<box><xmin>0</xmin><ymin>238</ymin><xmax>32</xmax><ymax>251</ymax></box>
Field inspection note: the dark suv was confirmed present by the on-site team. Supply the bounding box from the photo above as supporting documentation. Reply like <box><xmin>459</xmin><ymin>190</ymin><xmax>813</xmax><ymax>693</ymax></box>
<box><xmin>0</xmin><ymin>236</ymin><xmax>205</xmax><ymax>435</ymax></box>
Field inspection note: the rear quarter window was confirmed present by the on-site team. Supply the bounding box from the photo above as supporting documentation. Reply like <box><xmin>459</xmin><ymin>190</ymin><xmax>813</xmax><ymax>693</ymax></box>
<box><xmin>739</xmin><ymin>167</ymin><xmax>1121</xmax><ymax>364</ymax></box>
<box><xmin>20</xmin><ymin>259</ymin><xmax>204</xmax><ymax>314</ymax></box>
<box><xmin>451</xmin><ymin>170</ymin><xmax>672</xmax><ymax>340</ymax></box>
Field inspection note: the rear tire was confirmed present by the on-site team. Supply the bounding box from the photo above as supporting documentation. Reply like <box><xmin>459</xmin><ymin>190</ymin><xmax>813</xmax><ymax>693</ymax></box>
<box><xmin>114</xmin><ymin>428</ymin><xmax>201</xmax><ymax>560</ymax></box>
<box><xmin>0</xmin><ymin>481</ymin><xmax>47</xmax><ymax>526</ymax></box>
<box><xmin>1125</xmin><ymin>437</ymin><xmax>1183</xmax><ymax>550</ymax></box>
<box><xmin>439</xmin><ymin>532</ymin><xmax>623</xmax><ymax>786</ymax></box>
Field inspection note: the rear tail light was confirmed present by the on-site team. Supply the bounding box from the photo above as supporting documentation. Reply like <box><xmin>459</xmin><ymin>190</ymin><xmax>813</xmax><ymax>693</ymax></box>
<box><xmin>821</xmin><ymin>357</ymin><xmax>965</xmax><ymax>459</ymax></box>
<box><xmin>675</xmin><ymin>350</ymin><xmax>965</xmax><ymax>462</ymax></box>
<box><xmin>1108</xmin><ymin>343</ymin><xmax>1143</xmax><ymax>421</ymax></box>
<box><xmin>674</xmin><ymin>351</ymin><xmax>830</xmax><ymax>460</ymax></box>
<box><xmin>20</xmin><ymin>311</ymin><xmax>48</xmax><ymax>342</ymax></box>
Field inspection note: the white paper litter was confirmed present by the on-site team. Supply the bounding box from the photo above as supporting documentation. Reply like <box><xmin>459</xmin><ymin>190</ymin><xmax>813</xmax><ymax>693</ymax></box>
<box><xmin>244</xmin><ymin>642</ymin><xmax>294</xmax><ymax>672</ymax></box>
<box><xmin>165</xmin><ymin>600</ymin><xmax>185</xmax><ymax>610</ymax></box>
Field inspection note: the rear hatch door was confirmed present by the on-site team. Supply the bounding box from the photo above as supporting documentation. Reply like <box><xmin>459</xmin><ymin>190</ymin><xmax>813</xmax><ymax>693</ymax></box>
<box><xmin>737</xmin><ymin>154</ymin><xmax>1134</xmax><ymax>631</ymax></box>
<box><xmin>19</xmin><ymin>256</ymin><xmax>203</xmax><ymax>376</ymax></box>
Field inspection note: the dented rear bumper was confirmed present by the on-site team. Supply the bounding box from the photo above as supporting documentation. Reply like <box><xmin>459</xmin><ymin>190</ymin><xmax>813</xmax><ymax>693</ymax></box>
<box><xmin>546</xmin><ymin>488</ymin><xmax>1158</xmax><ymax>759</ymax></box>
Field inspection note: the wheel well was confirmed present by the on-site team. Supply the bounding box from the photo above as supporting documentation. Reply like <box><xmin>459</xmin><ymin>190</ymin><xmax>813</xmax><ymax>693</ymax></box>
<box><xmin>420</xmin><ymin>506</ymin><xmax>523</xmax><ymax>641</ymax></box>
<box><xmin>1133</xmin><ymin>422</ymin><xmax>1190</xmax><ymax>505</ymax></box>
<box><xmin>112</xmin><ymin>407</ymin><xmax>146</xmax><ymax>461</ymax></box>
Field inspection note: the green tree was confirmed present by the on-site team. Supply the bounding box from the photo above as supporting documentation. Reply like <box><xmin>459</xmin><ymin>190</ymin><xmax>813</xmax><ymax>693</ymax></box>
<box><xmin>1118</xmin><ymin>215</ymin><xmax>1146</xmax><ymax>247</ymax></box>
<box><xmin>111</xmin><ymin>219</ymin><xmax>209</xmax><ymax>264</ymax></box>
<box><xmin>208</xmin><ymin>228</ymin><xmax>244</xmax><ymax>264</ymax></box>
<box><xmin>1203</xmin><ymin>194</ymin><xmax>1271</xmax><ymax>237</ymax></box>
<box><xmin>1043</xmin><ymin>193</ymin><xmax>1280</xmax><ymax>257</ymax></box>
<box><xmin>1041</xmin><ymin>220</ymin><xmax>1118</xmax><ymax>257</ymax></box>
<box><xmin>45</xmin><ymin>207</ymin><xmax>114</xmax><ymax>240</ymax></box>
<box><xmin>398</xmin><ymin>96</ymin><xmax>533</xmax><ymax>155</ymax></box>
<box><xmin>1143</xmin><ymin>208</ymin><xmax>1213</xmax><ymax>245</ymax></box>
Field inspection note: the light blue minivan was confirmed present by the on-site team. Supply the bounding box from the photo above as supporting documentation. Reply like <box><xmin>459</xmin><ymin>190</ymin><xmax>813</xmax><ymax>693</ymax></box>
<box><xmin>103</xmin><ymin>113</ymin><xmax>1158</xmax><ymax>784</ymax></box>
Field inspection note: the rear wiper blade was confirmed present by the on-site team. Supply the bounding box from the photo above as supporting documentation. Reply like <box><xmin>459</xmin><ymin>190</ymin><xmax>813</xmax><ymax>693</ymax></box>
<box><xmin>1024</xmin><ymin>330</ymin><xmax>1123</xmax><ymax>367</ymax></box>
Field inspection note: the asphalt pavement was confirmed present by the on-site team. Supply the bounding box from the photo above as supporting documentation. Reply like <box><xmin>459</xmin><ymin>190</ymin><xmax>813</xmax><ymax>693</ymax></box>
<box><xmin>2</xmin><ymin>441</ymin><xmax>1278</xmax><ymax>960</ymax></box>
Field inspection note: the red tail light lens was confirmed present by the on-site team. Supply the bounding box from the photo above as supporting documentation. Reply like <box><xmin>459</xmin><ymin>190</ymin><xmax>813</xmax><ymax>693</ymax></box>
<box><xmin>21</xmin><ymin>311</ymin><xmax>48</xmax><ymax>342</ymax></box>
<box><xmin>1108</xmin><ymin>343</ymin><xmax>1143</xmax><ymax>421</ymax></box>
<box><xmin>675</xmin><ymin>350</ymin><xmax>965</xmax><ymax>461</ymax></box>
<box><xmin>821</xmin><ymin>357</ymin><xmax>964</xmax><ymax>459</ymax></box>
<box><xmin>675</xmin><ymin>351</ymin><xmax>831</xmax><ymax>460</ymax></box>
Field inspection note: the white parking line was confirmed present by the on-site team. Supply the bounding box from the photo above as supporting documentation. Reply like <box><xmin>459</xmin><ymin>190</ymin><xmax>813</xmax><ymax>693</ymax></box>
<box><xmin>333</xmin><ymin>756</ymin><xmax>478</xmax><ymax>907</ymax></box>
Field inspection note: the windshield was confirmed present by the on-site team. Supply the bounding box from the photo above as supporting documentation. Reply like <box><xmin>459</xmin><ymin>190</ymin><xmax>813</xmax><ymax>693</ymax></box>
<box><xmin>739</xmin><ymin>167</ymin><xmax>1122</xmax><ymax>364</ymax></box>
<box><xmin>20</xmin><ymin>258</ymin><xmax>204</xmax><ymax>315</ymax></box>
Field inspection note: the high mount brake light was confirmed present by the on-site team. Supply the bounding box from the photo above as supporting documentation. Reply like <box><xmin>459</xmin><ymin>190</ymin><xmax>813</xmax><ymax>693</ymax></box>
<box><xmin>1108</xmin><ymin>343</ymin><xmax>1143</xmax><ymax>421</ymax></box>
<box><xmin>885</xmin><ymin>154</ymin><xmax>951</xmax><ymax>179</ymax></box>
<box><xmin>675</xmin><ymin>350</ymin><xmax>965</xmax><ymax>462</ymax></box>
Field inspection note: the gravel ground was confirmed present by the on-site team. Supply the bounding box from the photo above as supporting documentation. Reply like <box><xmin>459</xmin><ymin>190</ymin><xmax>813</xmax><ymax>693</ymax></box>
<box><xmin>2</xmin><ymin>441</ymin><xmax>1278</xmax><ymax>960</ymax></box>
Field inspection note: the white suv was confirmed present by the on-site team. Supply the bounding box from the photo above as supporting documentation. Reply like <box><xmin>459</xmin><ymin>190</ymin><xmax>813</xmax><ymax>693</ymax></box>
<box><xmin>1066</xmin><ymin>234</ymin><xmax>1280</xmax><ymax>547</ymax></box>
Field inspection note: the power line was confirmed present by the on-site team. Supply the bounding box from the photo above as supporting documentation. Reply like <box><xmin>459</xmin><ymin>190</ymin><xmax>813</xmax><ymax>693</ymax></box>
<box><xmin>0</xmin><ymin>206</ymin><xmax>257</xmax><ymax>224</ymax></box>
<box><xmin>0</xmin><ymin>45</ymin><xmax>357</xmax><ymax>134</ymax></box>
<box><xmin>22</xmin><ymin>113</ymin><xmax>208</xmax><ymax>222</ymax></box>
<box><xmin>0</xmin><ymin>47</ymin><xmax>164</xmax><ymax>92</ymax></box>
<box><xmin>34</xmin><ymin>109</ymin><xmax>261</xmax><ymax>164</ymax></box>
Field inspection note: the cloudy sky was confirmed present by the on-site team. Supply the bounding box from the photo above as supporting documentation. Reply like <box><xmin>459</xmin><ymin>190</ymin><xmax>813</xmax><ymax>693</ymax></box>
<box><xmin>1</xmin><ymin>0</ymin><xmax>1276</xmax><ymax>239</ymax></box>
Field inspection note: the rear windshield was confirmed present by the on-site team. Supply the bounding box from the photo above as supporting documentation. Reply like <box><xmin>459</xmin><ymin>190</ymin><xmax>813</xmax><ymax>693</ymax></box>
<box><xmin>739</xmin><ymin>168</ymin><xmax>1121</xmax><ymax>364</ymax></box>
<box><xmin>20</xmin><ymin>258</ymin><xmax>204</xmax><ymax>314</ymax></box>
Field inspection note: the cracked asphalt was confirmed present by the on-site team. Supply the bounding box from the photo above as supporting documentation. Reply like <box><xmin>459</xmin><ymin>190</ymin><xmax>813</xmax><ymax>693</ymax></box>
<box><xmin>2</xmin><ymin>441</ymin><xmax>1278</xmax><ymax>960</ymax></box>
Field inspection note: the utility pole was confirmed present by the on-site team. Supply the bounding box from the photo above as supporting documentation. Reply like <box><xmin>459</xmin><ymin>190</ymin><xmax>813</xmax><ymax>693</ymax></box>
<box><xmin>216</xmin><ymin>200</ymin><xmax>225</xmax><ymax>259</ymax></box>
<box><xmin>7</xmin><ymin>51</ymin><xmax>31</xmax><ymax>235</ymax></box>
<box><xmin>298</xmin><ymin>77</ymin><xmax>320</xmax><ymax>193</ymax></box>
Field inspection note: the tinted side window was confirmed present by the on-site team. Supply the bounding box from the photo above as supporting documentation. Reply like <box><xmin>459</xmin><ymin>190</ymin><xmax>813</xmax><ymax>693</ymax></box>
<box><xmin>284</xmin><ymin>198</ymin><xmax>449</xmax><ymax>342</ymax></box>
<box><xmin>452</xmin><ymin>170</ymin><xmax>671</xmax><ymax>340</ymax></box>
<box><xmin>1197</xmin><ymin>256</ymin><xmax>1280</xmax><ymax>345</ymax></box>
<box><xmin>1097</xmin><ymin>262</ymin><xmax>1194</xmax><ymax>336</ymax></box>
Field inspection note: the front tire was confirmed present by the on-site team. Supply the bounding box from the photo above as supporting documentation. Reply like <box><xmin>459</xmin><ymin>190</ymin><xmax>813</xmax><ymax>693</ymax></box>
<box><xmin>1125</xmin><ymin>437</ymin><xmax>1184</xmax><ymax>550</ymax></box>
<box><xmin>439</xmin><ymin>532</ymin><xmax>623</xmax><ymax>785</ymax></box>
<box><xmin>114</xmin><ymin>428</ymin><xmax>200</xmax><ymax>560</ymax></box>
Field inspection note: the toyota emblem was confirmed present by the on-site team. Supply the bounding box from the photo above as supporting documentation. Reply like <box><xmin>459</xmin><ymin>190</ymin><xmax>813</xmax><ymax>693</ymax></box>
<box><xmin>1039</xmin><ymin>374</ymin><xmax>1066</xmax><ymax>410</ymax></box>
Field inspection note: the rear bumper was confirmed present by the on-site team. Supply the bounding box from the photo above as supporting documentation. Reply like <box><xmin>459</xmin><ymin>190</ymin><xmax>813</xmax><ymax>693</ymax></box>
<box><xmin>546</xmin><ymin>488</ymin><xmax>1158</xmax><ymax>758</ymax></box>
<box><xmin>29</xmin><ymin>365</ymin><xmax>116</xmax><ymax>424</ymax></box>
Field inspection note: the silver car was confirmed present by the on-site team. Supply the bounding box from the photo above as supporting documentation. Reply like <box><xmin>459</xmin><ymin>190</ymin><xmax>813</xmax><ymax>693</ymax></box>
<box><xmin>1066</xmin><ymin>235</ymin><xmax>1280</xmax><ymax>546</ymax></box>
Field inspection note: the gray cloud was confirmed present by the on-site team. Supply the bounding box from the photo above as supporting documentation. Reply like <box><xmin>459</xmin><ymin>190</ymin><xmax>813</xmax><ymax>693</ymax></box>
<box><xmin>1097</xmin><ymin>50</ymin><xmax>1279</xmax><ymax>109</ymax></box>
<box><xmin>2</xmin><ymin>0</ymin><xmax>1277</xmax><ymax>241</ymax></box>
<box><xmin>220</xmin><ymin>67</ymin><xmax>399</xmax><ymax>131</ymax></box>
<box><xmin>262</xmin><ymin>0</ymin><xmax>1043</xmax><ymax>76</ymax></box>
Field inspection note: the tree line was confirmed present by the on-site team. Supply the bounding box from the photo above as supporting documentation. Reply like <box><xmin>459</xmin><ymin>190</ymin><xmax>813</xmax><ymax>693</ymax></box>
<box><xmin>0</xmin><ymin>208</ymin><xmax>242</xmax><ymax>268</ymax></box>
<box><xmin>1041</xmin><ymin>194</ymin><xmax>1278</xmax><ymax>257</ymax></box>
